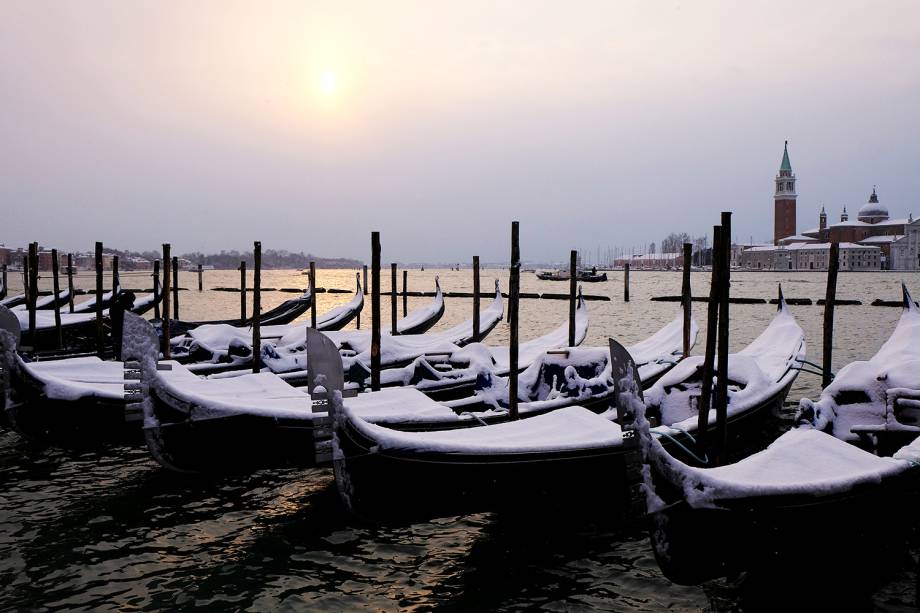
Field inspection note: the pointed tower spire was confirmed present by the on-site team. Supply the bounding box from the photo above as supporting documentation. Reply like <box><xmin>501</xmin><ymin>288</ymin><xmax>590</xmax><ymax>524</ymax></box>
<box><xmin>780</xmin><ymin>140</ymin><xmax>792</xmax><ymax>173</ymax></box>
<box><xmin>869</xmin><ymin>186</ymin><xmax>878</xmax><ymax>203</ymax></box>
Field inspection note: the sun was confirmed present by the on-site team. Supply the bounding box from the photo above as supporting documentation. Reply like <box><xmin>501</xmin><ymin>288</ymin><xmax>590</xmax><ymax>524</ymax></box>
<box><xmin>319</xmin><ymin>69</ymin><xmax>337</xmax><ymax>95</ymax></box>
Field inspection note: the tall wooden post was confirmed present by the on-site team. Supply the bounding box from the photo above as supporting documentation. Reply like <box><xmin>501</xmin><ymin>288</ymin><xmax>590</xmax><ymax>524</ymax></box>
<box><xmin>390</xmin><ymin>263</ymin><xmax>398</xmax><ymax>335</ymax></box>
<box><xmin>569</xmin><ymin>249</ymin><xmax>577</xmax><ymax>346</ymax></box>
<box><xmin>624</xmin><ymin>262</ymin><xmax>630</xmax><ymax>302</ymax></box>
<box><xmin>309</xmin><ymin>261</ymin><xmax>317</xmax><ymax>329</ymax></box>
<box><xmin>509</xmin><ymin>221</ymin><xmax>521</xmax><ymax>420</ymax></box>
<box><xmin>66</xmin><ymin>253</ymin><xmax>75</xmax><ymax>312</ymax></box>
<box><xmin>1</xmin><ymin>264</ymin><xmax>7</xmax><ymax>302</ymax></box>
<box><xmin>28</xmin><ymin>242</ymin><xmax>38</xmax><ymax>343</ymax></box>
<box><xmin>239</xmin><ymin>261</ymin><xmax>247</xmax><ymax>321</ymax></box>
<box><xmin>682</xmin><ymin>242</ymin><xmax>692</xmax><ymax>359</ymax></box>
<box><xmin>252</xmin><ymin>241</ymin><xmax>261</xmax><ymax>374</ymax></box>
<box><xmin>371</xmin><ymin>232</ymin><xmax>381</xmax><ymax>391</ymax></box>
<box><xmin>112</xmin><ymin>255</ymin><xmax>120</xmax><ymax>298</ymax></box>
<box><xmin>95</xmin><ymin>242</ymin><xmax>104</xmax><ymax>356</ymax></box>
<box><xmin>161</xmin><ymin>244</ymin><xmax>171</xmax><ymax>358</ymax></box>
<box><xmin>823</xmin><ymin>242</ymin><xmax>840</xmax><ymax>389</ymax></box>
<box><xmin>152</xmin><ymin>259</ymin><xmax>161</xmax><ymax>319</ymax></box>
<box><xmin>363</xmin><ymin>265</ymin><xmax>369</xmax><ymax>297</ymax></box>
<box><xmin>51</xmin><ymin>248</ymin><xmax>62</xmax><ymax>349</ymax></box>
<box><xmin>402</xmin><ymin>269</ymin><xmax>408</xmax><ymax>317</ymax></box>
<box><xmin>472</xmin><ymin>255</ymin><xmax>480</xmax><ymax>341</ymax></box>
<box><xmin>355</xmin><ymin>272</ymin><xmax>361</xmax><ymax>330</ymax></box>
<box><xmin>198</xmin><ymin>263</ymin><xmax>203</xmax><ymax>291</ymax></box>
<box><xmin>696</xmin><ymin>226</ymin><xmax>721</xmax><ymax>452</ymax></box>
<box><xmin>714</xmin><ymin>212</ymin><xmax>732</xmax><ymax>461</ymax></box>
<box><xmin>171</xmin><ymin>256</ymin><xmax>179</xmax><ymax>319</ymax></box>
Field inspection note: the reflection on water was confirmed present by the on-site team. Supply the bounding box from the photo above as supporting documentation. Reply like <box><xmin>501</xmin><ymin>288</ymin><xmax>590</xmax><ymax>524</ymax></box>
<box><xmin>2</xmin><ymin>269</ymin><xmax>919</xmax><ymax>610</ymax></box>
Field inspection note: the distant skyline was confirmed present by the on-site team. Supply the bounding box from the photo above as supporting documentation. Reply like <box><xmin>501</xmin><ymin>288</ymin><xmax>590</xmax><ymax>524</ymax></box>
<box><xmin>2</xmin><ymin>1</ymin><xmax>919</xmax><ymax>262</ymax></box>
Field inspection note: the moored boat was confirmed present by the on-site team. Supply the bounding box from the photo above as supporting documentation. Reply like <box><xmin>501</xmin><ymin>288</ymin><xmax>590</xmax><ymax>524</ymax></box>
<box><xmin>642</xmin><ymin>285</ymin><xmax>920</xmax><ymax>585</ymax></box>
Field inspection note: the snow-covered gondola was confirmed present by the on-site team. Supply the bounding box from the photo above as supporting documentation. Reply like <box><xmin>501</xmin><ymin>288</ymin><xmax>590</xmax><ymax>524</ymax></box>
<box><xmin>10</xmin><ymin>288</ymin><xmax>72</xmax><ymax>311</ymax></box>
<box><xmin>330</xmin><ymin>296</ymin><xmax>803</xmax><ymax>520</ymax></box>
<box><xmin>536</xmin><ymin>269</ymin><xmax>608</xmax><ymax>282</ymax></box>
<box><xmin>72</xmin><ymin>287</ymin><xmax>122</xmax><ymax>313</ymax></box>
<box><xmin>158</xmin><ymin>288</ymin><xmax>313</xmax><ymax>337</ymax></box>
<box><xmin>0</xmin><ymin>292</ymin><xmax>27</xmax><ymax>309</ymax></box>
<box><xmin>643</xmin><ymin>285</ymin><xmax>920</xmax><ymax>585</ymax></box>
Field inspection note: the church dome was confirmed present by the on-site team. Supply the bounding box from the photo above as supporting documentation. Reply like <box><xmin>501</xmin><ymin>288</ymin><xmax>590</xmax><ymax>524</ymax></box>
<box><xmin>857</xmin><ymin>187</ymin><xmax>888</xmax><ymax>222</ymax></box>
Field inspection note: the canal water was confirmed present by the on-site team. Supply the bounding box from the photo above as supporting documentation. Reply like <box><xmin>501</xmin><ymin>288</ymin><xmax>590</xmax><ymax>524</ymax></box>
<box><xmin>2</xmin><ymin>268</ymin><xmax>918</xmax><ymax>610</ymax></box>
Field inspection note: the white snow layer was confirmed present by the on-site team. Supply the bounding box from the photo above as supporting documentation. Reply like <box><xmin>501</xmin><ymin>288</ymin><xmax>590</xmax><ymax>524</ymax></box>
<box><xmin>344</xmin><ymin>404</ymin><xmax>623</xmax><ymax>454</ymax></box>
<box><xmin>644</xmin><ymin>304</ymin><xmax>805</xmax><ymax>435</ymax></box>
<box><xmin>798</xmin><ymin>296</ymin><xmax>920</xmax><ymax>440</ymax></box>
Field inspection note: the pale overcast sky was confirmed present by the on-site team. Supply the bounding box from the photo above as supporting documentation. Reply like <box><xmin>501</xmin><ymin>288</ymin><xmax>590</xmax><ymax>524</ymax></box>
<box><xmin>2</xmin><ymin>1</ymin><xmax>918</xmax><ymax>262</ymax></box>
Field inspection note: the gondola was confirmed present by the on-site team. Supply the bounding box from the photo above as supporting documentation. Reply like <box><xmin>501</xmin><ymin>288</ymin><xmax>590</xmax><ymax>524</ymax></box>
<box><xmin>136</xmin><ymin>307</ymin><xmax>677</xmax><ymax>474</ymax></box>
<box><xmin>330</xmin><ymin>293</ymin><xmax>803</xmax><ymax>520</ymax></box>
<box><xmin>178</xmin><ymin>278</ymin><xmax>459</xmax><ymax>375</ymax></box>
<box><xmin>156</xmin><ymin>287</ymin><xmax>313</xmax><ymax>338</ymax></box>
<box><xmin>643</xmin><ymin>285</ymin><xmax>920</xmax><ymax>586</ymax></box>
<box><xmin>0</xmin><ymin>292</ymin><xmax>27</xmax><ymax>309</ymax></box>
<box><xmin>10</xmin><ymin>288</ymin><xmax>72</xmax><ymax>311</ymax></box>
<box><xmin>72</xmin><ymin>287</ymin><xmax>122</xmax><ymax>313</ymax></box>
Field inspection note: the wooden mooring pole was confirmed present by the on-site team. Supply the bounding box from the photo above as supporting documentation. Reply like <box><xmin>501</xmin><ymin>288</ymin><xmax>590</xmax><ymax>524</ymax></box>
<box><xmin>624</xmin><ymin>262</ymin><xmax>630</xmax><ymax>302</ymax></box>
<box><xmin>162</xmin><ymin>244</ymin><xmax>171</xmax><ymax>358</ymax></box>
<box><xmin>355</xmin><ymin>272</ymin><xmax>361</xmax><ymax>330</ymax></box>
<box><xmin>171</xmin><ymin>256</ymin><xmax>179</xmax><ymax>319</ymax></box>
<box><xmin>152</xmin><ymin>259</ymin><xmax>161</xmax><ymax>320</ymax></box>
<box><xmin>112</xmin><ymin>255</ymin><xmax>120</xmax><ymax>297</ymax></box>
<box><xmin>310</xmin><ymin>261</ymin><xmax>317</xmax><ymax>329</ymax></box>
<box><xmin>239</xmin><ymin>261</ymin><xmax>247</xmax><ymax>321</ymax></box>
<box><xmin>363</xmin><ymin>265</ymin><xmax>369</xmax><ymax>297</ymax></box>
<box><xmin>509</xmin><ymin>221</ymin><xmax>521</xmax><ymax>420</ymax></box>
<box><xmin>66</xmin><ymin>254</ymin><xmax>75</xmax><ymax>312</ymax></box>
<box><xmin>696</xmin><ymin>226</ymin><xmax>721</xmax><ymax>453</ymax></box>
<box><xmin>252</xmin><ymin>241</ymin><xmax>261</xmax><ymax>374</ymax></box>
<box><xmin>714</xmin><ymin>212</ymin><xmax>732</xmax><ymax>461</ymax></box>
<box><xmin>1</xmin><ymin>264</ymin><xmax>7</xmax><ymax>302</ymax></box>
<box><xmin>402</xmin><ymin>269</ymin><xmax>408</xmax><ymax>317</ymax></box>
<box><xmin>198</xmin><ymin>263</ymin><xmax>203</xmax><ymax>291</ymax></box>
<box><xmin>569</xmin><ymin>249</ymin><xmax>577</xmax><ymax>346</ymax></box>
<box><xmin>682</xmin><ymin>242</ymin><xmax>692</xmax><ymax>359</ymax></box>
<box><xmin>51</xmin><ymin>248</ymin><xmax>62</xmax><ymax>349</ymax></box>
<box><xmin>472</xmin><ymin>256</ymin><xmax>480</xmax><ymax>341</ymax></box>
<box><xmin>28</xmin><ymin>242</ymin><xmax>38</xmax><ymax>344</ymax></box>
<box><xmin>390</xmin><ymin>263</ymin><xmax>398</xmax><ymax>335</ymax></box>
<box><xmin>95</xmin><ymin>241</ymin><xmax>104</xmax><ymax>356</ymax></box>
<box><xmin>823</xmin><ymin>242</ymin><xmax>840</xmax><ymax>389</ymax></box>
<box><xmin>371</xmin><ymin>232</ymin><xmax>381</xmax><ymax>391</ymax></box>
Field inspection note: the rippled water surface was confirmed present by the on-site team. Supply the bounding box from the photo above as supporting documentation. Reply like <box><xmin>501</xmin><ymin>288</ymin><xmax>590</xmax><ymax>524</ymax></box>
<box><xmin>3</xmin><ymin>268</ymin><xmax>920</xmax><ymax>610</ymax></box>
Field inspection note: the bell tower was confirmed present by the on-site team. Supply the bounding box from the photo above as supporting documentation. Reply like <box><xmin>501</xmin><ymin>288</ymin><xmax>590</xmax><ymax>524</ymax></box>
<box><xmin>774</xmin><ymin>141</ymin><xmax>797</xmax><ymax>244</ymax></box>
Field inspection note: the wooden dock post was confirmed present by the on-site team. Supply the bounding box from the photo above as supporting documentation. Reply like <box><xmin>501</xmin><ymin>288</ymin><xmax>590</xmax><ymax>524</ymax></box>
<box><xmin>198</xmin><ymin>263</ymin><xmax>203</xmax><ymax>291</ymax></box>
<box><xmin>309</xmin><ymin>261</ymin><xmax>317</xmax><ymax>329</ymax></box>
<box><xmin>112</xmin><ymin>255</ymin><xmax>120</xmax><ymax>298</ymax></box>
<box><xmin>569</xmin><ymin>249</ymin><xmax>577</xmax><ymax>346</ymax></box>
<box><xmin>66</xmin><ymin>254</ymin><xmax>75</xmax><ymax>312</ymax></box>
<box><xmin>94</xmin><ymin>242</ymin><xmax>104</xmax><ymax>356</ymax></box>
<box><xmin>27</xmin><ymin>242</ymin><xmax>38</xmax><ymax>343</ymax></box>
<box><xmin>51</xmin><ymin>248</ymin><xmax>62</xmax><ymax>349</ymax></box>
<box><xmin>402</xmin><ymin>269</ymin><xmax>408</xmax><ymax>317</ymax></box>
<box><xmin>162</xmin><ymin>244</ymin><xmax>171</xmax><ymax>358</ymax></box>
<box><xmin>239</xmin><ymin>261</ymin><xmax>247</xmax><ymax>321</ymax></box>
<box><xmin>390</xmin><ymin>263</ymin><xmax>398</xmax><ymax>335</ymax></box>
<box><xmin>1</xmin><ymin>264</ymin><xmax>7</xmax><ymax>302</ymax></box>
<box><xmin>472</xmin><ymin>256</ymin><xmax>480</xmax><ymax>341</ymax></box>
<box><xmin>363</xmin><ymin>265</ymin><xmax>368</xmax><ymax>296</ymax></box>
<box><xmin>152</xmin><ymin>259</ymin><xmax>161</xmax><ymax>319</ymax></box>
<box><xmin>696</xmin><ymin>226</ymin><xmax>721</xmax><ymax>453</ymax></box>
<box><xmin>823</xmin><ymin>242</ymin><xmax>840</xmax><ymax>388</ymax></box>
<box><xmin>509</xmin><ymin>221</ymin><xmax>521</xmax><ymax>420</ymax></box>
<box><xmin>371</xmin><ymin>232</ymin><xmax>381</xmax><ymax>391</ymax></box>
<box><xmin>252</xmin><ymin>241</ymin><xmax>261</xmax><ymax>374</ymax></box>
<box><xmin>624</xmin><ymin>262</ymin><xmax>630</xmax><ymax>302</ymax></box>
<box><xmin>714</xmin><ymin>212</ymin><xmax>732</xmax><ymax>461</ymax></box>
<box><xmin>355</xmin><ymin>272</ymin><xmax>361</xmax><ymax>330</ymax></box>
<box><xmin>171</xmin><ymin>256</ymin><xmax>179</xmax><ymax>319</ymax></box>
<box><xmin>682</xmin><ymin>242</ymin><xmax>692</xmax><ymax>359</ymax></box>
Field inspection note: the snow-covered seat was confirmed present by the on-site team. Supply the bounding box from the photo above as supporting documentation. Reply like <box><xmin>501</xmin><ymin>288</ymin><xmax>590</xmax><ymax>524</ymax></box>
<box><xmin>345</xmin><ymin>387</ymin><xmax>462</xmax><ymax>425</ymax></box>
<box><xmin>678</xmin><ymin>429</ymin><xmax>908</xmax><ymax>504</ymax></box>
<box><xmin>343</xmin><ymin>406</ymin><xmax>623</xmax><ymax>454</ymax></box>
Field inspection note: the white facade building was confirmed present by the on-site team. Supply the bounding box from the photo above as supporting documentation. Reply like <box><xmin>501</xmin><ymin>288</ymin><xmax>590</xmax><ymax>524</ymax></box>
<box><xmin>890</xmin><ymin>219</ymin><xmax>920</xmax><ymax>271</ymax></box>
<box><xmin>740</xmin><ymin>242</ymin><xmax>882</xmax><ymax>271</ymax></box>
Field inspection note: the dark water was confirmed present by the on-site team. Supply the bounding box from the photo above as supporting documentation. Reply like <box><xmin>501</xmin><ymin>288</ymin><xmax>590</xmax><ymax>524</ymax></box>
<box><xmin>4</xmin><ymin>269</ymin><xmax>920</xmax><ymax>610</ymax></box>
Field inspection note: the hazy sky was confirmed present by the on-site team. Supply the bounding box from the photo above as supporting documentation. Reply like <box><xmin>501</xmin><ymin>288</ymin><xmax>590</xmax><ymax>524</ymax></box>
<box><xmin>2</xmin><ymin>1</ymin><xmax>919</xmax><ymax>262</ymax></box>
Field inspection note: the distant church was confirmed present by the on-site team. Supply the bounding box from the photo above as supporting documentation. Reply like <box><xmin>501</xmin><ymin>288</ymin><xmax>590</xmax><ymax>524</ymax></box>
<box><xmin>742</xmin><ymin>142</ymin><xmax>920</xmax><ymax>271</ymax></box>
